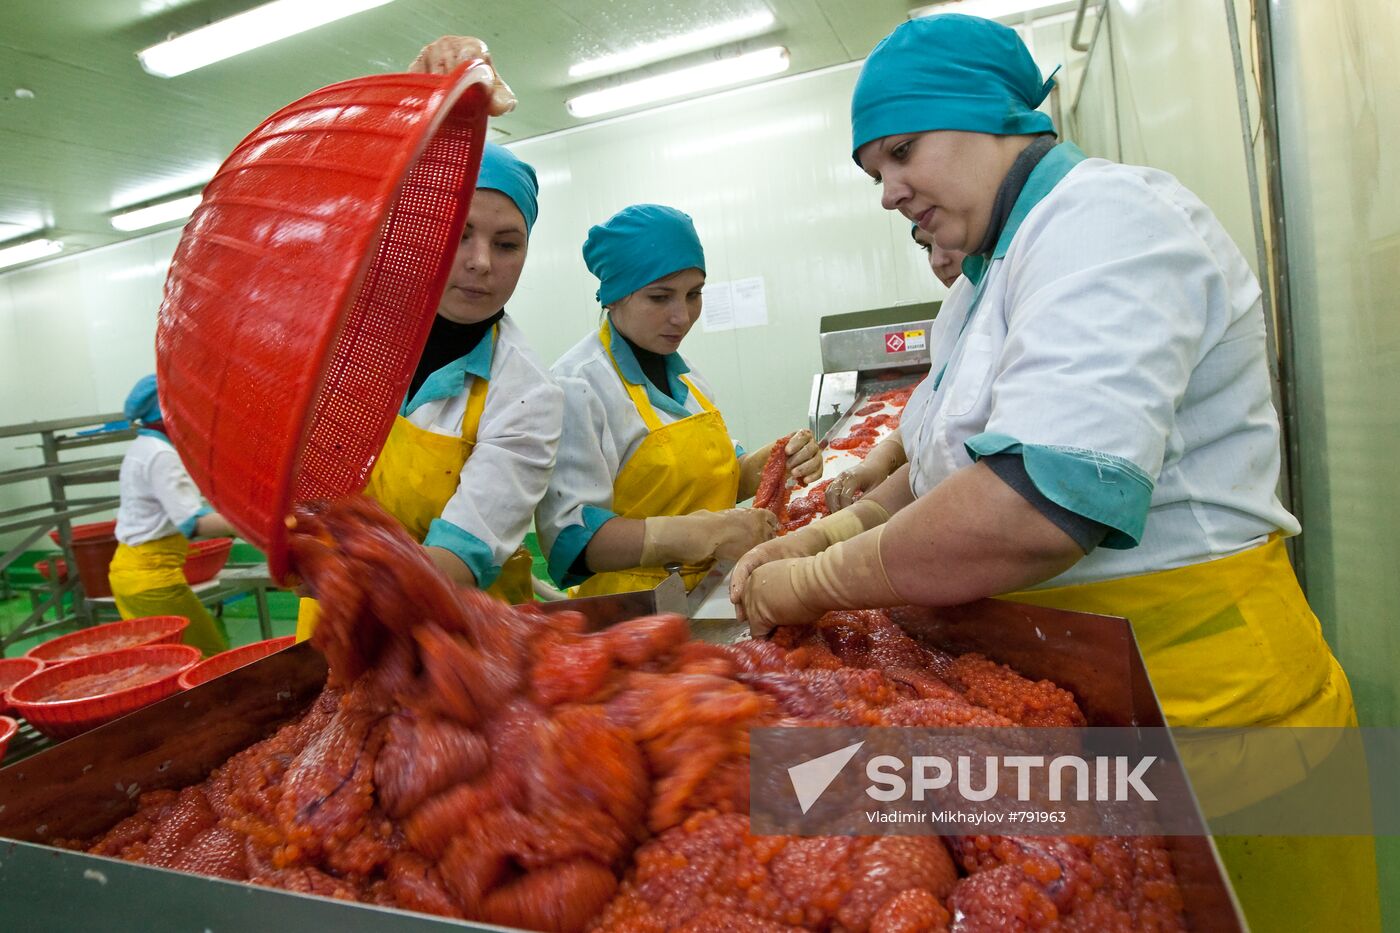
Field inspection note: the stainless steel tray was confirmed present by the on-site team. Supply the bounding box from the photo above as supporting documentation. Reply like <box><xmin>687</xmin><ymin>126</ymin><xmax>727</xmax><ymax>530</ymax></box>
<box><xmin>0</xmin><ymin>597</ymin><xmax>1247</xmax><ymax>932</ymax></box>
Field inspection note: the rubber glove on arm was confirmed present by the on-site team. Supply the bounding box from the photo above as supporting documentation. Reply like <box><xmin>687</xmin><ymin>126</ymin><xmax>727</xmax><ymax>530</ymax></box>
<box><xmin>640</xmin><ymin>509</ymin><xmax>779</xmax><ymax>566</ymax></box>
<box><xmin>740</xmin><ymin>461</ymin><xmax>1085</xmax><ymax>636</ymax></box>
<box><xmin>826</xmin><ymin>430</ymin><xmax>907</xmax><ymax>511</ymax></box>
<box><xmin>729</xmin><ymin>498</ymin><xmax>889</xmax><ymax>606</ymax></box>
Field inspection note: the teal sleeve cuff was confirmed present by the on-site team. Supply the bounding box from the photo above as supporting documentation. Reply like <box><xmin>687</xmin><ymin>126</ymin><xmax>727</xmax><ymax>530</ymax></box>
<box><xmin>735</xmin><ymin>444</ymin><xmax>746</xmax><ymax>459</ymax></box>
<box><xmin>424</xmin><ymin>518</ymin><xmax>501</xmax><ymax>588</ymax></box>
<box><xmin>177</xmin><ymin>505</ymin><xmax>212</xmax><ymax>539</ymax></box>
<box><xmin>547</xmin><ymin>505</ymin><xmax>617</xmax><ymax>588</ymax></box>
<box><xmin>964</xmin><ymin>432</ymin><xmax>1153</xmax><ymax>549</ymax></box>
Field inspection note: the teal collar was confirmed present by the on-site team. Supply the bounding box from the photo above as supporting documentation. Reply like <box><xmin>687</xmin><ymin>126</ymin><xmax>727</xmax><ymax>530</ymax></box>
<box><xmin>961</xmin><ymin>141</ymin><xmax>1087</xmax><ymax>286</ymax></box>
<box><xmin>605</xmin><ymin>318</ymin><xmax>694</xmax><ymax>419</ymax></box>
<box><xmin>403</xmin><ymin>326</ymin><xmax>497</xmax><ymax>416</ymax></box>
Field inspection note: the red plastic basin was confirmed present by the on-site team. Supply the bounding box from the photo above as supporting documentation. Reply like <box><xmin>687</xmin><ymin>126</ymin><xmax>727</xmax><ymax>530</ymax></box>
<box><xmin>7</xmin><ymin>645</ymin><xmax>200</xmax><ymax>739</ymax></box>
<box><xmin>48</xmin><ymin>520</ymin><xmax>118</xmax><ymax>547</ymax></box>
<box><xmin>48</xmin><ymin>520</ymin><xmax>118</xmax><ymax>599</ymax></box>
<box><xmin>0</xmin><ymin>715</ymin><xmax>16</xmax><ymax>762</ymax></box>
<box><xmin>155</xmin><ymin>64</ymin><xmax>493</xmax><ymax>580</ymax></box>
<box><xmin>25</xmin><ymin>616</ymin><xmax>189</xmax><ymax>667</ymax></box>
<box><xmin>177</xmin><ymin>636</ymin><xmax>297</xmax><ymax>690</ymax></box>
<box><xmin>184</xmin><ymin>537</ymin><xmax>233</xmax><ymax>585</ymax></box>
<box><xmin>34</xmin><ymin>557</ymin><xmax>70</xmax><ymax>582</ymax></box>
<box><xmin>0</xmin><ymin>657</ymin><xmax>44</xmax><ymax>716</ymax></box>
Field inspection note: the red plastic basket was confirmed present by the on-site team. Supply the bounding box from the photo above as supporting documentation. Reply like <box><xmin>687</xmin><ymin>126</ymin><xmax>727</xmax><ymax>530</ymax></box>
<box><xmin>25</xmin><ymin>616</ymin><xmax>189</xmax><ymax>667</ymax></box>
<box><xmin>184</xmin><ymin>537</ymin><xmax>233</xmax><ymax>584</ymax></box>
<box><xmin>0</xmin><ymin>715</ymin><xmax>16</xmax><ymax>762</ymax></box>
<box><xmin>48</xmin><ymin>520</ymin><xmax>118</xmax><ymax>598</ymax></box>
<box><xmin>177</xmin><ymin>635</ymin><xmax>297</xmax><ymax>690</ymax></box>
<box><xmin>155</xmin><ymin>62</ymin><xmax>494</xmax><ymax>581</ymax></box>
<box><xmin>0</xmin><ymin>657</ymin><xmax>44</xmax><ymax>715</ymax></box>
<box><xmin>34</xmin><ymin>557</ymin><xmax>69</xmax><ymax>582</ymax></box>
<box><xmin>8</xmin><ymin>644</ymin><xmax>199</xmax><ymax>739</ymax></box>
<box><xmin>48</xmin><ymin>520</ymin><xmax>118</xmax><ymax>547</ymax></box>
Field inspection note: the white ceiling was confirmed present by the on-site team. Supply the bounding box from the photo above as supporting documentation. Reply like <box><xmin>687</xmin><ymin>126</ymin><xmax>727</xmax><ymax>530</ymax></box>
<box><xmin>1</xmin><ymin>0</ymin><xmax>934</xmax><ymax>265</ymax></box>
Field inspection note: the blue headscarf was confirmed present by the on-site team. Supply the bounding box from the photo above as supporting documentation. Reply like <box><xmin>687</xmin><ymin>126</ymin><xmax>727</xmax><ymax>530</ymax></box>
<box><xmin>582</xmin><ymin>204</ymin><xmax>706</xmax><ymax>307</ymax></box>
<box><xmin>476</xmin><ymin>142</ymin><xmax>539</xmax><ymax>235</ymax></box>
<box><xmin>123</xmin><ymin>374</ymin><xmax>161</xmax><ymax>423</ymax></box>
<box><xmin>850</xmin><ymin>14</ymin><xmax>1057</xmax><ymax>165</ymax></box>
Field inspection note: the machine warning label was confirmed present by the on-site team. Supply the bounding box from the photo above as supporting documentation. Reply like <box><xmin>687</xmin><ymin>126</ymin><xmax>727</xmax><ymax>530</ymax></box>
<box><xmin>885</xmin><ymin>329</ymin><xmax>926</xmax><ymax>353</ymax></box>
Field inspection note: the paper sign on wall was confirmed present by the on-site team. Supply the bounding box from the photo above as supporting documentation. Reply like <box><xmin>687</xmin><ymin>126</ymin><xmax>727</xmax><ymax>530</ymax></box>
<box><xmin>701</xmin><ymin>276</ymin><xmax>769</xmax><ymax>332</ymax></box>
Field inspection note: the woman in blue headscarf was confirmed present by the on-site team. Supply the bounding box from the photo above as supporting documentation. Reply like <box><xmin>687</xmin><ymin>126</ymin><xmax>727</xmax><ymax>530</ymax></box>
<box><xmin>729</xmin><ymin>14</ymin><xmax>1371</xmax><ymax>928</ymax></box>
<box><xmin>110</xmin><ymin>374</ymin><xmax>237</xmax><ymax>655</ymax></box>
<box><xmin>295</xmin><ymin>140</ymin><xmax>564</xmax><ymax>637</ymax></box>
<box><xmin>536</xmin><ymin>204</ymin><xmax>821</xmax><ymax>597</ymax></box>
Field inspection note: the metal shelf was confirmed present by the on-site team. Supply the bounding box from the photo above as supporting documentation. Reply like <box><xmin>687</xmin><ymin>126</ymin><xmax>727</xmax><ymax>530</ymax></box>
<box><xmin>0</xmin><ymin>413</ymin><xmax>131</xmax><ymax>650</ymax></box>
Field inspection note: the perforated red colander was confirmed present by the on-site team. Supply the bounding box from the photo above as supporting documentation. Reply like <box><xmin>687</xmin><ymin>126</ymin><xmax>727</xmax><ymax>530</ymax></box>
<box><xmin>155</xmin><ymin>62</ymin><xmax>494</xmax><ymax>580</ymax></box>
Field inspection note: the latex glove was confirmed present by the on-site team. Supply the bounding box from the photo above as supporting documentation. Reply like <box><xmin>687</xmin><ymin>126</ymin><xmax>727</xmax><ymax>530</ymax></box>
<box><xmin>408</xmin><ymin>36</ymin><xmax>517</xmax><ymax>115</ymax></box>
<box><xmin>729</xmin><ymin>498</ymin><xmax>889</xmax><ymax>608</ymax></box>
<box><xmin>784</xmin><ymin>429</ymin><xmax>822</xmax><ymax>484</ymax></box>
<box><xmin>826</xmin><ymin>432</ymin><xmax>907</xmax><ymax>512</ymax></box>
<box><xmin>640</xmin><ymin>509</ymin><xmax>779</xmax><ymax>567</ymax></box>
<box><xmin>742</xmin><ymin>526</ymin><xmax>903</xmax><ymax>638</ymax></box>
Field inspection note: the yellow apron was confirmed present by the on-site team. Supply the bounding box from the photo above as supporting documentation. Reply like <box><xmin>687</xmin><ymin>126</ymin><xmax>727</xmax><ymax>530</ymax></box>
<box><xmin>574</xmin><ymin>322</ymin><xmax>741</xmax><ymax>598</ymax></box>
<box><xmin>1002</xmin><ymin>537</ymin><xmax>1378</xmax><ymax>931</ymax></box>
<box><xmin>108</xmin><ymin>535</ymin><xmax>228</xmax><ymax>656</ymax></box>
<box><xmin>296</xmin><ymin>331</ymin><xmax>533</xmax><ymax>640</ymax></box>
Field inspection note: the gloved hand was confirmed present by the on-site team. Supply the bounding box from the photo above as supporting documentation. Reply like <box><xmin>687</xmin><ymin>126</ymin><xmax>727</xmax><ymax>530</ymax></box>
<box><xmin>738</xmin><ymin>428</ymin><xmax>824</xmax><ymax>500</ymax></box>
<box><xmin>826</xmin><ymin>431</ymin><xmax>906</xmax><ymax>511</ymax></box>
<box><xmin>783</xmin><ymin>429</ymin><xmax>822</xmax><ymax>483</ymax></box>
<box><xmin>640</xmin><ymin>508</ymin><xmax>779</xmax><ymax>567</ymax></box>
<box><xmin>408</xmin><ymin>36</ymin><xmax>517</xmax><ymax>115</ymax></box>
<box><xmin>729</xmin><ymin>498</ymin><xmax>889</xmax><ymax>607</ymax></box>
<box><xmin>741</xmin><ymin>526</ymin><xmax>904</xmax><ymax>638</ymax></box>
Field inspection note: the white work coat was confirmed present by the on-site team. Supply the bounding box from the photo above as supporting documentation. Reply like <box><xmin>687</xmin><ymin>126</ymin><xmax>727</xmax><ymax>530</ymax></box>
<box><xmin>536</xmin><ymin>319</ymin><xmax>741</xmax><ymax>587</ymax></box>
<box><xmin>115</xmin><ymin>432</ymin><xmax>207</xmax><ymax>546</ymax></box>
<box><xmin>901</xmin><ymin>144</ymin><xmax>1298</xmax><ymax>587</ymax></box>
<box><xmin>403</xmin><ymin>313</ymin><xmax>563</xmax><ymax>585</ymax></box>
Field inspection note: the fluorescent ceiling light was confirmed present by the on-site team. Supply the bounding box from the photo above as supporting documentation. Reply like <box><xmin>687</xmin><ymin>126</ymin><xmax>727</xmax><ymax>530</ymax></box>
<box><xmin>137</xmin><ymin>0</ymin><xmax>396</xmax><ymax>78</ymax></box>
<box><xmin>568</xmin><ymin>11</ymin><xmax>777</xmax><ymax>80</ymax></box>
<box><xmin>111</xmin><ymin>193</ymin><xmax>203</xmax><ymax>232</ymax></box>
<box><xmin>112</xmin><ymin>162</ymin><xmax>219</xmax><ymax>211</ymax></box>
<box><xmin>567</xmin><ymin>46</ymin><xmax>790</xmax><ymax>119</ymax></box>
<box><xmin>0</xmin><ymin>238</ymin><xmax>63</xmax><ymax>270</ymax></box>
<box><xmin>910</xmin><ymin>0</ymin><xmax>1071</xmax><ymax>19</ymax></box>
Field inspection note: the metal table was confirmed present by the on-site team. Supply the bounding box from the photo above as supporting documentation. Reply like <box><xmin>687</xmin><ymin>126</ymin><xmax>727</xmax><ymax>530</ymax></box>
<box><xmin>81</xmin><ymin>562</ymin><xmax>279</xmax><ymax>640</ymax></box>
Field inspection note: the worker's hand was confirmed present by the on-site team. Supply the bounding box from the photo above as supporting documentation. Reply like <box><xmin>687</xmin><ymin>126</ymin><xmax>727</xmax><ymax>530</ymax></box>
<box><xmin>729</xmin><ymin>499</ymin><xmax>889</xmax><ymax>608</ymax></box>
<box><xmin>826</xmin><ymin>434</ymin><xmax>906</xmax><ymax>512</ymax></box>
<box><xmin>408</xmin><ymin>36</ymin><xmax>517</xmax><ymax>115</ymax></box>
<box><xmin>640</xmin><ymin>509</ymin><xmax>778</xmax><ymax>567</ymax></box>
<box><xmin>729</xmin><ymin>530</ymin><xmax>825</xmax><ymax>610</ymax></box>
<box><xmin>740</xmin><ymin>557</ymin><xmax>822</xmax><ymax>638</ymax></box>
<box><xmin>783</xmin><ymin>429</ymin><xmax>822</xmax><ymax>483</ymax></box>
<box><xmin>741</xmin><ymin>529</ymin><xmax>903</xmax><ymax>637</ymax></box>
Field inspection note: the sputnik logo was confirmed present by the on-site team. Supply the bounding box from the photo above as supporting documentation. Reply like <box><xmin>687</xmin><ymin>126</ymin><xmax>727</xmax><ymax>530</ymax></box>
<box><xmin>788</xmin><ymin>741</ymin><xmax>864</xmax><ymax>814</ymax></box>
